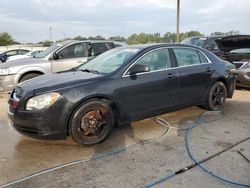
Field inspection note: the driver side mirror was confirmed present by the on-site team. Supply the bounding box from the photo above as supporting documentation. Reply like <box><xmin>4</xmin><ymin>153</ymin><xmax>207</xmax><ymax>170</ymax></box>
<box><xmin>52</xmin><ymin>53</ymin><xmax>59</xmax><ymax>60</ymax></box>
<box><xmin>127</xmin><ymin>64</ymin><xmax>150</xmax><ymax>75</ymax></box>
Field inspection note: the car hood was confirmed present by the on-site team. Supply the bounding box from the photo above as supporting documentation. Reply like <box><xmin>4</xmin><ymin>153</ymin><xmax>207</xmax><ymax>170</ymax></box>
<box><xmin>0</xmin><ymin>57</ymin><xmax>48</xmax><ymax>68</ymax></box>
<box><xmin>215</xmin><ymin>35</ymin><xmax>250</xmax><ymax>52</ymax></box>
<box><xmin>18</xmin><ymin>70</ymin><xmax>103</xmax><ymax>93</ymax></box>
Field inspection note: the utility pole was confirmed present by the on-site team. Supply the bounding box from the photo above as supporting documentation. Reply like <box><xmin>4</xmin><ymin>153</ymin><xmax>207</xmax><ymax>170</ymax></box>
<box><xmin>176</xmin><ymin>0</ymin><xmax>180</xmax><ymax>43</ymax></box>
<box><xmin>49</xmin><ymin>26</ymin><xmax>52</xmax><ymax>46</ymax></box>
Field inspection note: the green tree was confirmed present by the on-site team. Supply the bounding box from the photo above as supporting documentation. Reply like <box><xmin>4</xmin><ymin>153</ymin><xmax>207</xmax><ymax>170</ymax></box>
<box><xmin>39</xmin><ymin>40</ymin><xmax>53</xmax><ymax>47</ymax></box>
<box><xmin>211</xmin><ymin>30</ymin><xmax>241</xmax><ymax>36</ymax></box>
<box><xmin>211</xmin><ymin>31</ymin><xmax>225</xmax><ymax>36</ymax></box>
<box><xmin>225</xmin><ymin>30</ymin><xmax>240</xmax><ymax>35</ymax></box>
<box><xmin>88</xmin><ymin>35</ymin><xmax>105</xmax><ymax>40</ymax></box>
<box><xmin>73</xmin><ymin>36</ymin><xmax>87</xmax><ymax>40</ymax></box>
<box><xmin>185</xmin><ymin>30</ymin><xmax>203</xmax><ymax>37</ymax></box>
<box><xmin>162</xmin><ymin>32</ymin><xmax>176</xmax><ymax>43</ymax></box>
<box><xmin>108</xmin><ymin>36</ymin><xmax>126</xmax><ymax>42</ymax></box>
<box><xmin>0</xmin><ymin>32</ymin><xmax>14</xmax><ymax>46</ymax></box>
<box><xmin>127</xmin><ymin>33</ymin><xmax>157</xmax><ymax>44</ymax></box>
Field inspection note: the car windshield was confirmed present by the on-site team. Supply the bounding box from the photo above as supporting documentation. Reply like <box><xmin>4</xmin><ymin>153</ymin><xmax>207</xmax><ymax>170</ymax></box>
<box><xmin>78</xmin><ymin>47</ymin><xmax>140</xmax><ymax>74</ymax></box>
<box><xmin>181</xmin><ymin>37</ymin><xmax>206</xmax><ymax>47</ymax></box>
<box><xmin>34</xmin><ymin>44</ymin><xmax>62</xmax><ymax>58</ymax></box>
<box><xmin>230</xmin><ymin>48</ymin><xmax>250</xmax><ymax>54</ymax></box>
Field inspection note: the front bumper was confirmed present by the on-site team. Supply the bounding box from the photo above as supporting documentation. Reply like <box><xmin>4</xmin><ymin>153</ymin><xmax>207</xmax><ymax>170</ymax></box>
<box><xmin>8</xmin><ymin>96</ymin><xmax>74</xmax><ymax>140</ymax></box>
<box><xmin>236</xmin><ymin>68</ymin><xmax>250</xmax><ymax>87</ymax></box>
<box><xmin>0</xmin><ymin>74</ymin><xmax>16</xmax><ymax>93</ymax></box>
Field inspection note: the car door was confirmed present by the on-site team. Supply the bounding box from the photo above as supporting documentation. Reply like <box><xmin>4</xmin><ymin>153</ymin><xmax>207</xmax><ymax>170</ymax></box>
<box><xmin>51</xmin><ymin>42</ymin><xmax>89</xmax><ymax>72</ymax></box>
<box><xmin>120</xmin><ymin>47</ymin><xmax>179</xmax><ymax>120</ymax></box>
<box><xmin>172</xmin><ymin>47</ymin><xmax>213</xmax><ymax>104</ymax></box>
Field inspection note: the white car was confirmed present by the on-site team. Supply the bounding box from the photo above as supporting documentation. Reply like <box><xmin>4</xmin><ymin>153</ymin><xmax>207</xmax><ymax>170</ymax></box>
<box><xmin>6</xmin><ymin>50</ymin><xmax>43</xmax><ymax>62</ymax></box>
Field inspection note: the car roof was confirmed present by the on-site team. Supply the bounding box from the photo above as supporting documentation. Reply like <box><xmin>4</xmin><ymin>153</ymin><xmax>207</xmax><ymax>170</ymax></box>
<box><xmin>116</xmin><ymin>43</ymin><xmax>203</xmax><ymax>50</ymax></box>
<box><xmin>58</xmin><ymin>40</ymin><xmax>117</xmax><ymax>46</ymax></box>
<box><xmin>185</xmin><ymin>36</ymin><xmax>225</xmax><ymax>39</ymax></box>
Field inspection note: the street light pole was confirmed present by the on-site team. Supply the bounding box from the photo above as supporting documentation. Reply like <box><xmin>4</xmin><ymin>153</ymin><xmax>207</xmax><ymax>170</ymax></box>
<box><xmin>176</xmin><ymin>0</ymin><xmax>180</xmax><ymax>43</ymax></box>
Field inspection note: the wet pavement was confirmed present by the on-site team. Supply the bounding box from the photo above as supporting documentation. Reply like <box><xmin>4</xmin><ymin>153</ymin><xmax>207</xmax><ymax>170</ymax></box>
<box><xmin>0</xmin><ymin>90</ymin><xmax>249</xmax><ymax>188</ymax></box>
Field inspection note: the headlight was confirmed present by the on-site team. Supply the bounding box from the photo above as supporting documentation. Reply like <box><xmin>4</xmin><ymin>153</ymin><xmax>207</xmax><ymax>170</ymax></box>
<box><xmin>26</xmin><ymin>92</ymin><xmax>61</xmax><ymax>111</ymax></box>
<box><xmin>0</xmin><ymin>67</ymin><xmax>17</xmax><ymax>75</ymax></box>
<box><xmin>0</xmin><ymin>68</ymin><xmax>11</xmax><ymax>75</ymax></box>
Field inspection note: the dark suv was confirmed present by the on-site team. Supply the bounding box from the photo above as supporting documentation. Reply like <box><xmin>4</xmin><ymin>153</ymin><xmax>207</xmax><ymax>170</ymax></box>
<box><xmin>181</xmin><ymin>36</ymin><xmax>224</xmax><ymax>56</ymax></box>
<box><xmin>215</xmin><ymin>35</ymin><xmax>250</xmax><ymax>88</ymax></box>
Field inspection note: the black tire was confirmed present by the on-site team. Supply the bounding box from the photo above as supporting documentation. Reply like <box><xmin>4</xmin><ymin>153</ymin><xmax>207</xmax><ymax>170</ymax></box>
<box><xmin>204</xmin><ymin>81</ymin><xmax>227</xmax><ymax>110</ymax></box>
<box><xmin>69</xmin><ymin>100</ymin><xmax>115</xmax><ymax>145</ymax></box>
<box><xmin>19</xmin><ymin>73</ymin><xmax>42</xmax><ymax>83</ymax></box>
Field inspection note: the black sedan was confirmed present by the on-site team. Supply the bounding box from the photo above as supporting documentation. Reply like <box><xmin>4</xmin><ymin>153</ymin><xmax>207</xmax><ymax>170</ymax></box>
<box><xmin>8</xmin><ymin>44</ymin><xmax>236</xmax><ymax>145</ymax></box>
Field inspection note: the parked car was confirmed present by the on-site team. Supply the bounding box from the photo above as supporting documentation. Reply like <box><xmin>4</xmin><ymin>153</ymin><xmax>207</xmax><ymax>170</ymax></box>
<box><xmin>0</xmin><ymin>40</ymin><xmax>117</xmax><ymax>92</ymax></box>
<box><xmin>6</xmin><ymin>50</ymin><xmax>43</xmax><ymax>62</ymax></box>
<box><xmin>8</xmin><ymin>43</ymin><xmax>236</xmax><ymax>145</ymax></box>
<box><xmin>181</xmin><ymin>36</ymin><xmax>224</xmax><ymax>56</ymax></box>
<box><xmin>215</xmin><ymin>35</ymin><xmax>250</xmax><ymax>88</ymax></box>
<box><xmin>0</xmin><ymin>49</ymin><xmax>30</xmax><ymax>63</ymax></box>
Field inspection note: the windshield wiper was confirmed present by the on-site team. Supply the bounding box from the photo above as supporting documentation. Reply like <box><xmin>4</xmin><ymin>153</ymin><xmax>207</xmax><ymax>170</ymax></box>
<box><xmin>80</xmin><ymin>69</ymin><xmax>99</xmax><ymax>74</ymax></box>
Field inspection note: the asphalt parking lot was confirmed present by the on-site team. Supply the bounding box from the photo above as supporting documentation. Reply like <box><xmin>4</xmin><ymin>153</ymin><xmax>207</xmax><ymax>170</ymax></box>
<box><xmin>0</xmin><ymin>90</ymin><xmax>249</xmax><ymax>188</ymax></box>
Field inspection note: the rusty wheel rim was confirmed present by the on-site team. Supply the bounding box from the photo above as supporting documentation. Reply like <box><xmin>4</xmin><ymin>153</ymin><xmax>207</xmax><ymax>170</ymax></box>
<box><xmin>80</xmin><ymin>108</ymin><xmax>107</xmax><ymax>137</ymax></box>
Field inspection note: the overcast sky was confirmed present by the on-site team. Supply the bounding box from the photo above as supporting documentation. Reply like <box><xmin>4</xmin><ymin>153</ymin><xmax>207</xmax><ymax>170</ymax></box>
<box><xmin>0</xmin><ymin>0</ymin><xmax>249</xmax><ymax>43</ymax></box>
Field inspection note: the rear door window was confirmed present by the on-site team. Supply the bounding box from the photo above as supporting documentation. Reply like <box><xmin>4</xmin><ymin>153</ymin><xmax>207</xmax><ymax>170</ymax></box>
<box><xmin>173</xmin><ymin>48</ymin><xmax>210</xmax><ymax>66</ymax></box>
<box><xmin>173</xmin><ymin>48</ymin><xmax>201</xmax><ymax>66</ymax></box>
<box><xmin>197</xmin><ymin>51</ymin><xmax>209</xmax><ymax>63</ymax></box>
<box><xmin>91</xmin><ymin>43</ymin><xmax>114</xmax><ymax>56</ymax></box>
<box><xmin>19</xmin><ymin>50</ymin><xmax>29</xmax><ymax>55</ymax></box>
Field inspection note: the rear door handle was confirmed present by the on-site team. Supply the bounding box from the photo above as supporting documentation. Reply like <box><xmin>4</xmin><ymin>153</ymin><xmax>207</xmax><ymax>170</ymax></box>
<box><xmin>167</xmin><ymin>73</ymin><xmax>175</xmax><ymax>79</ymax></box>
<box><xmin>206</xmin><ymin>67</ymin><xmax>213</xmax><ymax>73</ymax></box>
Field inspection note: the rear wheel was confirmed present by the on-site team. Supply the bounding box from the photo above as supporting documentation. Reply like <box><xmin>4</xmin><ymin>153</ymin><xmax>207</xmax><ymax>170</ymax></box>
<box><xmin>204</xmin><ymin>81</ymin><xmax>227</xmax><ymax>110</ymax></box>
<box><xmin>69</xmin><ymin>100</ymin><xmax>115</xmax><ymax>145</ymax></box>
<box><xmin>19</xmin><ymin>73</ymin><xmax>42</xmax><ymax>83</ymax></box>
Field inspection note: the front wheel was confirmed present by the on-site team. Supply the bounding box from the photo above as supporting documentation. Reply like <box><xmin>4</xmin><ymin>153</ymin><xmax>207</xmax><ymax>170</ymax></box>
<box><xmin>204</xmin><ymin>81</ymin><xmax>227</xmax><ymax>110</ymax></box>
<box><xmin>69</xmin><ymin>100</ymin><xmax>115</xmax><ymax>145</ymax></box>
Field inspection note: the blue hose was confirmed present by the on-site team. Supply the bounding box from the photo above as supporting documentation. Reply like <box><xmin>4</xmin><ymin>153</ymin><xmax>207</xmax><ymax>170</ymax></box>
<box><xmin>185</xmin><ymin>111</ymin><xmax>250</xmax><ymax>188</ymax></box>
<box><xmin>145</xmin><ymin>111</ymin><xmax>250</xmax><ymax>188</ymax></box>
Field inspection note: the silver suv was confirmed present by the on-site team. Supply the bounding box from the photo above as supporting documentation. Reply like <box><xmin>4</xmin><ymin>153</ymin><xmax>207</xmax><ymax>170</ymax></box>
<box><xmin>0</xmin><ymin>40</ymin><xmax>117</xmax><ymax>92</ymax></box>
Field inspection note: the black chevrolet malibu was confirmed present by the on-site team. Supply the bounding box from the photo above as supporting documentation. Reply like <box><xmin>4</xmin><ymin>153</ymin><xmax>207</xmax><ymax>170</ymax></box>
<box><xmin>8</xmin><ymin>44</ymin><xmax>236</xmax><ymax>145</ymax></box>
